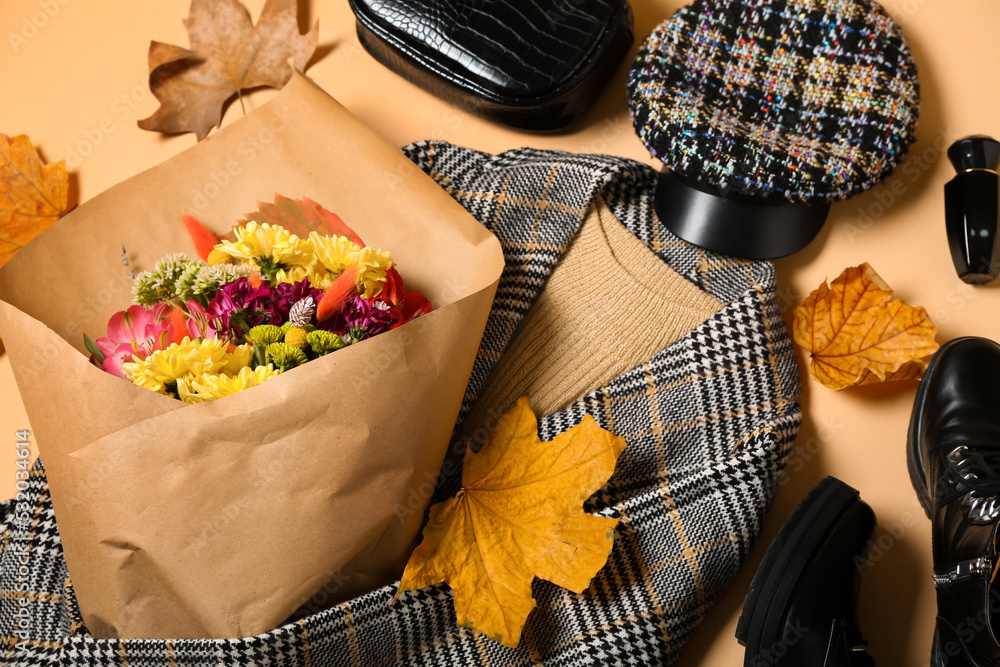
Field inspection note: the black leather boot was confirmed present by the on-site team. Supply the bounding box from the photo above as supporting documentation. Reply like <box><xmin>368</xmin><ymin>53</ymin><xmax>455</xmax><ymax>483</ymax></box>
<box><xmin>737</xmin><ymin>476</ymin><xmax>876</xmax><ymax>666</ymax></box>
<box><xmin>908</xmin><ymin>336</ymin><xmax>1000</xmax><ymax>666</ymax></box>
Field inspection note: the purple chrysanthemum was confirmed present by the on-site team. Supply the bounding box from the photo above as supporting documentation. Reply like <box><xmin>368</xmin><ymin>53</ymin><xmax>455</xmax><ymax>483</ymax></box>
<box><xmin>207</xmin><ymin>277</ymin><xmax>277</xmax><ymax>340</ymax></box>
<box><xmin>341</xmin><ymin>295</ymin><xmax>394</xmax><ymax>341</ymax></box>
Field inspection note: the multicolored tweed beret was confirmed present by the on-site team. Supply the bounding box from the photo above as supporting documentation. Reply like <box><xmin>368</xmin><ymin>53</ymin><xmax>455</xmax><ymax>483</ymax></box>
<box><xmin>628</xmin><ymin>0</ymin><xmax>920</xmax><ymax>203</ymax></box>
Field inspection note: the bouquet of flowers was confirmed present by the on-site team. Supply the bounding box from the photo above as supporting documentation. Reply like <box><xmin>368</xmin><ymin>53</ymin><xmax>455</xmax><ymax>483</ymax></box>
<box><xmin>87</xmin><ymin>200</ymin><xmax>433</xmax><ymax>404</ymax></box>
<box><xmin>0</xmin><ymin>74</ymin><xmax>504</xmax><ymax>639</ymax></box>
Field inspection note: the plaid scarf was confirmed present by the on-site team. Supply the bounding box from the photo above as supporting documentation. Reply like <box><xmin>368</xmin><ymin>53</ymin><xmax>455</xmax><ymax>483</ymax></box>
<box><xmin>0</xmin><ymin>142</ymin><xmax>801</xmax><ymax>666</ymax></box>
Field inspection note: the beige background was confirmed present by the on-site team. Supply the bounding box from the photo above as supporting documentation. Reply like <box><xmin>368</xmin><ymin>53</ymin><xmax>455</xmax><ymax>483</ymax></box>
<box><xmin>0</xmin><ymin>0</ymin><xmax>997</xmax><ymax>663</ymax></box>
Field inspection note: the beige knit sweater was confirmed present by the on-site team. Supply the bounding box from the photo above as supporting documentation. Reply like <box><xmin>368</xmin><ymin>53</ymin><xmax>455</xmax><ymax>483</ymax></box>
<box><xmin>461</xmin><ymin>197</ymin><xmax>723</xmax><ymax>439</ymax></box>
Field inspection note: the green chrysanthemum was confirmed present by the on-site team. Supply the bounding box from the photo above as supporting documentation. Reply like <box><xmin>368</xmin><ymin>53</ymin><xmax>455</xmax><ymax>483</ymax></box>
<box><xmin>246</xmin><ymin>325</ymin><xmax>284</xmax><ymax>347</ymax></box>
<box><xmin>346</xmin><ymin>326</ymin><xmax>370</xmax><ymax>343</ymax></box>
<box><xmin>306</xmin><ymin>330</ymin><xmax>346</xmax><ymax>356</ymax></box>
<box><xmin>265</xmin><ymin>342</ymin><xmax>309</xmax><ymax>371</ymax></box>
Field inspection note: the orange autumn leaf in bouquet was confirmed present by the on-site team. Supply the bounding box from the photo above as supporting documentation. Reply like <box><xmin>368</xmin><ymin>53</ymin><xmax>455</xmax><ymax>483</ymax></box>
<box><xmin>245</xmin><ymin>195</ymin><xmax>364</xmax><ymax>248</ymax></box>
<box><xmin>397</xmin><ymin>398</ymin><xmax>626</xmax><ymax>648</ymax></box>
<box><xmin>1</xmin><ymin>133</ymin><xmax>70</xmax><ymax>269</ymax></box>
<box><xmin>182</xmin><ymin>196</ymin><xmax>361</xmax><ymax>263</ymax></box>
<box><xmin>793</xmin><ymin>263</ymin><xmax>939</xmax><ymax>390</ymax></box>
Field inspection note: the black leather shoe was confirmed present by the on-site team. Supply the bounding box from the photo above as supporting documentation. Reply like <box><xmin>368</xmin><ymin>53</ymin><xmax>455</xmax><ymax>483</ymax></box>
<box><xmin>908</xmin><ymin>336</ymin><xmax>1000</xmax><ymax>666</ymax></box>
<box><xmin>737</xmin><ymin>476</ymin><xmax>876</xmax><ymax>666</ymax></box>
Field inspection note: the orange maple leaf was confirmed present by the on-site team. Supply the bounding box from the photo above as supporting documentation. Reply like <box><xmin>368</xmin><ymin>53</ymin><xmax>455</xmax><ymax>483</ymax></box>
<box><xmin>396</xmin><ymin>397</ymin><xmax>626</xmax><ymax>648</ymax></box>
<box><xmin>244</xmin><ymin>195</ymin><xmax>366</xmax><ymax>248</ymax></box>
<box><xmin>0</xmin><ymin>133</ymin><xmax>69</xmax><ymax>270</ymax></box>
<box><xmin>793</xmin><ymin>263</ymin><xmax>940</xmax><ymax>390</ymax></box>
<box><xmin>138</xmin><ymin>0</ymin><xmax>318</xmax><ymax>141</ymax></box>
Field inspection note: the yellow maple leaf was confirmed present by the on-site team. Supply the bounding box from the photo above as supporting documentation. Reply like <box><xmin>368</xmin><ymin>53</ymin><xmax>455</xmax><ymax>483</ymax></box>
<box><xmin>0</xmin><ymin>133</ymin><xmax>69</xmax><ymax>270</ymax></box>
<box><xmin>793</xmin><ymin>263</ymin><xmax>939</xmax><ymax>390</ymax></box>
<box><xmin>396</xmin><ymin>397</ymin><xmax>626</xmax><ymax>648</ymax></box>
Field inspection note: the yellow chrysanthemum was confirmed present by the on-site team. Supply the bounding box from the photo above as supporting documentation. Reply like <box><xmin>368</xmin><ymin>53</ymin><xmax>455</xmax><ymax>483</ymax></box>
<box><xmin>123</xmin><ymin>337</ymin><xmax>231</xmax><ymax>395</ymax></box>
<box><xmin>179</xmin><ymin>365</ymin><xmax>282</xmax><ymax>404</ymax></box>
<box><xmin>214</xmin><ymin>222</ymin><xmax>312</xmax><ymax>268</ymax></box>
<box><xmin>308</xmin><ymin>232</ymin><xmax>361</xmax><ymax>275</ymax></box>
<box><xmin>274</xmin><ymin>263</ymin><xmax>334</xmax><ymax>289</ymax></box>
<box><xmin>309</xmin><ymin>266</ymin><xmax>335</xmax><ymax>289</ymax></box>
<box><xmin>354</xmin><ymin>246</ymin><xmax>394</xmax><ymax>299</ymax></box>
<box><xmin>222</xmin><ymin>342</ymin><xmax>254</xmax><ymax>375</ymax></box>
<box><xmin>309</xmin><ymin>232</ymin><xmax>394</xmax><ymax>298</ymax></box>
<box><xmin>175</xmin><ymin>376</ymin><xmax>199</xmax><ymax>403</ymax></box>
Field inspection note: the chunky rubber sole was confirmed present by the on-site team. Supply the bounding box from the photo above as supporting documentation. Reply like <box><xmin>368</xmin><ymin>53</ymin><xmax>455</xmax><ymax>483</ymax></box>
<box><xmin>907</xmin><ymin>337</ymin><xmax>977</xmax><ymax>519</ymax></box>
<box><xmin>736</xmin><ymin>477</ymin><xmax>863</xmax><ymax>666</ymax></box>
<box><xmin>932</xmin><ymin>617</ymin><xmax>984</xmax><ymax>667</ymax></box>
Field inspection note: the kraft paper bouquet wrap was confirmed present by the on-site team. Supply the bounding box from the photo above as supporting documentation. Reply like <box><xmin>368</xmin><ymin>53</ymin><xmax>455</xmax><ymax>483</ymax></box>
<box><xmin>0</xmin><ymin>73</ymin><xmax>503</xmax><ymax>639</ymax></box>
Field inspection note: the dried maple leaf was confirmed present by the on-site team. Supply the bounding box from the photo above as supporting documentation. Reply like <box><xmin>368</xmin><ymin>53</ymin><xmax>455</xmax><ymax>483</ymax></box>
<box><xmin>0</xmin><ymin>133</ymin><xmax>69</xmax><ymax>269</ymax></box>
<box><xmin>793</xmin><ymin>263</ymin><xmax>939</xmax><ymax>390</ymax></box>
<box><xmin>138</xmin><ymin>0</ymin><xmax>318</xmax><ymax>141</ymax></box>
<box><xmin>396</xmin><ymin>397</ymin><xmax>626</xmax><ymax>648</ymax></box>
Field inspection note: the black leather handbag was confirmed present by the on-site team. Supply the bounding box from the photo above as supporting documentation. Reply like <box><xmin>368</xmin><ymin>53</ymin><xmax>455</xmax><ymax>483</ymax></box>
<box><xmin>348</xmin><ymin>0</ymin><xmax>634</xmax><ymax>131</ymax></box>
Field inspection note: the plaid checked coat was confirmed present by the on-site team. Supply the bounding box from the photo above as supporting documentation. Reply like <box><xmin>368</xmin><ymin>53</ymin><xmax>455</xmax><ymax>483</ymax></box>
<box><xmin>0</xmin><ymin>143</ymin><xmax>801</xmax><ymax>666</ymax></box>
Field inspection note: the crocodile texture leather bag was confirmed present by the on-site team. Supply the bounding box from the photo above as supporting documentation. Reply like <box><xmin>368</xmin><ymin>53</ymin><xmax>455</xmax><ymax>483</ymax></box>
<box><xmin>348</xmin><ymin>0</ymin><xmax>634</xmax><ymax>131</ymax></box>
